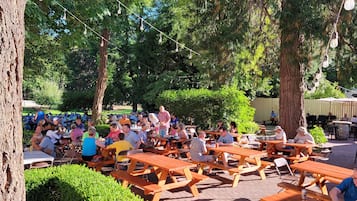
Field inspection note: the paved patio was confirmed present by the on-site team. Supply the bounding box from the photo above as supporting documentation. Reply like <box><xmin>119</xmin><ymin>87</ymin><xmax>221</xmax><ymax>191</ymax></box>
<box><xmin>128</xmin><ymin>138</ymin><xmax>356</xmax><ymax>201</ymax></box>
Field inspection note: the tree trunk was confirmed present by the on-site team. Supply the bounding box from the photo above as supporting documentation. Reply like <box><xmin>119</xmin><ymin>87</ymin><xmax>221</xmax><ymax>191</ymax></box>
<box><xmin>279</xmin><ymin>1</ymin><xmax>306</xmax><ymax>138</ymax></box>
<box><xmin>0</xmin><ymin>1</ymin><xmax>26</xmax><ymax>200</ymax></box>
<box><xmin>92</xmin><ymin>29</ymin><xmax>109</xmax><ymax>124</ymax></box>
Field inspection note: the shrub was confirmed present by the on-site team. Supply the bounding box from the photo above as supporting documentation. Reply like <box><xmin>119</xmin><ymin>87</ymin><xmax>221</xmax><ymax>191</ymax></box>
<box><xmin>309</xmin><ymin>126</ymin><xmax>327</xmax><ymax>144</ymax></box>
<box><xmin>32</xmin><ymin>80</ymin><xmax>63</xmax><ymax>107</ymax></box>
<box><xmin>25</xmin><ymin>164</ymin><xmax>142</xmax><ymax>201</ymax></box>
<box><xmin>157</xmin><ymin>86</ymin><xmax>258</xmax><ymax>133</ymax></box>
<box><xmin>96</xmin><ymin>124</ymin><xmax>110</xmax><ymax>137</ymax></box>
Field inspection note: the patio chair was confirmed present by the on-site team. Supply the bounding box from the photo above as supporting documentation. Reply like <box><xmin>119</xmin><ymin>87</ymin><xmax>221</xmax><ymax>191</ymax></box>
<box><xmin>274</xmin><ymin>157</ymin><xmax>298</xmax><ymax>184</ymax></box>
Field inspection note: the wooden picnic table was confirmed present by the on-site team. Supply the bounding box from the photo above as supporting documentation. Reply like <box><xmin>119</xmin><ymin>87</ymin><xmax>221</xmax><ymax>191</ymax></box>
<box><xmin>258</xmin><ymin>139</ymin><xmax>314</xmax><ymax>162</ymax></box>
<box><xmin>23</xmin><ymin>151</ymin><xmax>54</xmax><ymax>167</ymax></box>
<box><xmin>260</xmin><ymin>189</ymin><xmax>330</xmax><ymax>201</ymax></box>
<box><xmin>114</xmin><ymin>152</ymin><xmax>205</xmax><ymax>201</ymax></box>
<box><xmin>202</xmin><ymin>146</ymin><xmax>268</xmax><ymax>187</ymax></box>
<box><xmin>290</xmin><ymin>160</ymin><xmax>352</xmax><ymax>195</ymax></box>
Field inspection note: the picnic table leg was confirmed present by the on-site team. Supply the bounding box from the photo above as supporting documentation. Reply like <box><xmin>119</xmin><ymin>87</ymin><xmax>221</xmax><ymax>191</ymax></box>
<box><xmin>317</xmin><ymin>177</ymin><xmax>328</xmax><ymax>195</ymax></box>
<box><xmin>151</xmin><ymin>170</ymin><xmax>169</xmax><ymax>201</ymax></box>
<box><xmin>298</xmin><ymin>171</ymin><xmax>306</xmax><ymax>186</ymax></box>
<box><xmin>183</xmin><ymin>168</ymin><xmax>199</xmax><ymax>197</ymax></box>
<box><xmin>254</xmin><ymin>157</ymin><xmax>266</xmax><ymax>180</ymax></box>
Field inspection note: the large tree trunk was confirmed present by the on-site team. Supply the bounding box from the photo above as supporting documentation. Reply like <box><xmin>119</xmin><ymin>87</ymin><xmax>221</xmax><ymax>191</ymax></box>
<box><xmin>0</xmin><ymin>1</ymin><xmax>26</xmax><ymax>200</ymax></box>
<box><xmin>279</xmin><ymin>1</ymin><xmax>306</xmax><ymax>138</ymax></box>
<box><xmin>92</xmin><ymin>29</ymin><xmax>109</xmax><ymax>123</ymax></box>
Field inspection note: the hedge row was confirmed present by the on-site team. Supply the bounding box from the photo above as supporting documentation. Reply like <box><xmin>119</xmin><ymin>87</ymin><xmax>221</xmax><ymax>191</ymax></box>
<box><xmin>25</xmin><ymin>164</ymin><xmax>142</xmax><ymax>201</ymax></box>
<box><xmin>157</xmin><ymin>86</ymin><xmax>259</xmax><ymax>133</ymax></box>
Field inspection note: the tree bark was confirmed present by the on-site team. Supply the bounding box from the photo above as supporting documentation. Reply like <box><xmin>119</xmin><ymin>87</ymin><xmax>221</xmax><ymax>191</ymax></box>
<box><xmin>279</xmin><ymin>1</ymin><xmax>306</xmax><ymax>138</ymax></box>
<box><xmin>0</xmin><ymin>1</ymin><xmax>26</xmax><ymax>200</ymax></box>
<box><xmin>92</xmin><ymin>29</ymin><xmax>109</xmax><ymax>123</ymax></box>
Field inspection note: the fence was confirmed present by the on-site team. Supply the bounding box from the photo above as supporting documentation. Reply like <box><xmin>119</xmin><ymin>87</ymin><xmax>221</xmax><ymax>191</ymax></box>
<box><xmin>251</xmin><ymin>98</ymin><xmax>357</xmax><ymax>123</ymax></box>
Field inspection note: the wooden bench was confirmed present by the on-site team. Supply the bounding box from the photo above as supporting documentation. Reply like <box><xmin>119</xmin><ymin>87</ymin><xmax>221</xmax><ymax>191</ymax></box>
<box><xmin>110</xmin><ymin>170</ymin><xmax>162</xmax><ymax>195</ymax></box>
<box><xmin>87</xmin><ymin>159</ymin><xmax>115</xmax><ymax>172</ymax></box>
<box><xmin>277</xmin><ymin>182</ymin><xmax>331</xmax><ymax>201</ymax></box>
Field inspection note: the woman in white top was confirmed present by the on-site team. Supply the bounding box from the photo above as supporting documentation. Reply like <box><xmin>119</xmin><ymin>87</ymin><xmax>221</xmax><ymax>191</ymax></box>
<box><xmin>274</xmin><ymin>126</ymin><xmax>288</xmax><ymax>152</ymax></box>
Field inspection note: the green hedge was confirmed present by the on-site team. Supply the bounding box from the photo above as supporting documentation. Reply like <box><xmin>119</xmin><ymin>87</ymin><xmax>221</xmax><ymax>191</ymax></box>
<box><xmin>157</xmin><ymin>86</ymin><xmax>258</xmax><ymax>133</ymax></box>
<box><xmin>25</xmin><ymin>164</ymin><xmax>142</xmax><ymax>201</ymax></box>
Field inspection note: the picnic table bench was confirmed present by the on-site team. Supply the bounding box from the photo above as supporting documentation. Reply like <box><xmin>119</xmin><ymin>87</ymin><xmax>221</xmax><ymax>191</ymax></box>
<box><xmin>261</xmin><ymin>182</ymin><xmax>331</xmax><ymax>201</ymax></box>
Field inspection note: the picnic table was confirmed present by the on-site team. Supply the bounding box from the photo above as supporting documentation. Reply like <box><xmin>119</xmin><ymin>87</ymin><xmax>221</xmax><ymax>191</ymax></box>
<box><xmin>111</xmin><ymin>152</ymin><xmax>207</xmax><ymax>201</ymax></box>
<box><xmin>197</xmin><ymin>145</ymin><xmax>270</xmax><ymax>187</ymax></box>
<box><xmin>23</xmin><ymin>151</ymin><xmax>54</xmax><ymax>167</ymax></box>
<box><xmin>290</xmin><ymin>160</ymin><xmax>352</xmax><ymax>195</ymax></box>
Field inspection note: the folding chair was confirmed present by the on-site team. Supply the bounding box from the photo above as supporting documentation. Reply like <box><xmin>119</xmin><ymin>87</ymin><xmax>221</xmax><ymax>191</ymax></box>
<box><xmin>274</xmin><ymin>157</ymin><xmax>298</xmax><ymax>184</ymax></box>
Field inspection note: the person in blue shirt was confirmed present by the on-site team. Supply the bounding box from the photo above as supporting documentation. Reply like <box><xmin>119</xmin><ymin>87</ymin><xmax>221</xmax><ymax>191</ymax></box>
<box><xmin>34</xmin><ymin>107</ymin><xmax>45</xmax><ymax>125</ymax></box>
<box><xmin>330</xmin><ymin>168</ymin><xmax>357</xmax><ymax>201</ymax></box>
<box><xmin>216</xmin><ymin>126</ymin><xmax>234</xmax><ymax>166</ymax></box>
<box><xmin>82</xmin><ymin>127</ymin><xmax>97</xmax><ymax>161</ymax></box>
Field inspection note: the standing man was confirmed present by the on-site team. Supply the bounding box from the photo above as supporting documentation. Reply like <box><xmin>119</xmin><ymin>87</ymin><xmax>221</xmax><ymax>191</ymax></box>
<box><xmin>330</xmin><ymin>168</ymin><xmax>357</xmax><ymax>201</ymax></box>
<box><xmin>158</xmin><ymin>105</ymin><xmax>171</xmax><ymax>137</ymax></box>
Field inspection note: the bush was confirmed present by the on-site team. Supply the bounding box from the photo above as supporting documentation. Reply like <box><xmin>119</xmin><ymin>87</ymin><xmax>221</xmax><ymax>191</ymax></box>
<box><xmin>157</xmin><ymin>86</ymin><xmax>258</xmax><ymax>133</ymax></box>
<box><xmin>25</xmin><ymin>164</ymin><xmax>142</xmax><ymax>201</ymax></box>
<box><xmin>309</xmin><ymin>126</ymin><xmax>327</xmax><ymax>144</ymax></box>
<box><xmin>32</xmin><ymin>80</ymin><xmax>63</xmax><ymax>107</ymax></box>
<box><xmin>96</xmin><ymin>124</ymin><xmax>110</xmax><ymax>137</ymax></box>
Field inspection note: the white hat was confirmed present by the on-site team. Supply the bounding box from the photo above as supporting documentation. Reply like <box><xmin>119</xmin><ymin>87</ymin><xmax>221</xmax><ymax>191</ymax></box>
<box><xmin>53</xmin><ymin>117</ymin><xmax>59</xmax><ymax>121</ymax></box>
<box><xmin>274</xmin><ymin>126</ymin><xmax>282</xmax><ymax>131</ymax></box>
<box><xmin>296</xmin><ymin>126</ymin><xmax>308</xmax><ymax>134</ymax></box>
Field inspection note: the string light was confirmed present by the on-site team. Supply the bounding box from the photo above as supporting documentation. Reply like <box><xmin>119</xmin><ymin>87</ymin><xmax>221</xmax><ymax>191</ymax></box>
<box><xmin>117</xmin><ymin>1</ymin><xmax>122</xmax><ymax>15</ymax></box>
<box><xmin>63</xmin><ymin>9</ymin><xmax>67</xmax><ymax>20</ymax></box>
<box><xmin>158</xmin><ymin>32</ymin><xmax>163</xmax><ymax>44</ymax></box>
<box><xmin>330</xmin><ymin>26</ymin><xmax>339</xmax><ymax>48</ymax></box>
<box><xmin>175</xmin><ymin>43</ymin><xmax>179</xmax><ymax>52</ymax></box>
<box><xmin>140</xmin><ymin>18</ymin><xmax>144</xmax><ymax>31</ymax></box>
<box><xmin>83</xmin><ymin>25</ymin><xmax>87</xmax><ymax>35</ymax></box>
<box><xmin>100</xmin><ymin>37</ymin><xmax>104</xmax><ymax>47</ymax></box>
<box><xmin>344</xmin><ymin>0</ymin><xmax>355</xmax><ymax>10</ymax></box>
<box><xmin>322</xmin><ymin>55</ymin><xmax>329</xmax><ymax>68</ymax></box>
<box><xmin>188</xmin><ymin>51</ymin><xmax>193</xmax><ymax>59</ymax></box>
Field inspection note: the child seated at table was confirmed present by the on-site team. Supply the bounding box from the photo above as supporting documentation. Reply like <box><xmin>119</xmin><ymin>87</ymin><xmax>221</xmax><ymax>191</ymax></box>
<box><xmin>97</xmin><ymin>133</ymin><xmax>133</xmax><ymax>163</ymax></box>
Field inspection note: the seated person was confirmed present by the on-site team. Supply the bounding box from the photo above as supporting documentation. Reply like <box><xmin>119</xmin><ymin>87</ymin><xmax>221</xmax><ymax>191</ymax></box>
<box><xmin>119</xmin><ymin>114</ymin><xmax>131</xmax><ymax>126</ymax></box>
<box><xmin>217</xmin><ymin>127</ymin><xmax>234</xmax><ymax>166</ymax></box>
<box><xmin>45</xmin><ymin>123</ymin><xmax>62</xmax><ymax>145</ymax></box>
<box><xmin>177</xmin><ymin>123</ymin><xmax>188</xmax><ymax>140</ymax></box>
<box><xmin>39</xmin><ymin>134</ymin><xmax>56</xmax><ymax>157</ymax></box>
<box><xmin>217</xmin><ymin>127</ymin><xmax>234</xmax><ymax>146</ymax></box>
<box><xmin>341</xmin><ymin>113</ymin><xmax>349</xmax><ymax>121</ymax></box>
<box><xmin>330</xmin><ymin>168</ymin><xmax>357</xmax><ymax>201</ymax></box>
<box><xmin>270</xmin><ymin>111</ymin><xmax>278</xmax><ymax>125</ymax></box>
<box><xmin>122</xmin><ymin>124</ymin><xmax>141</xmax><ymax>149</ymax></box>
<box><xmin>75</xmin><ymin>116</ymin><xmax>85</xmax><ymax>131</ymax></box>
<box><xmin>70</xmin><ymin>124</ymin><xmax>83</xmax><ymax>145</ymax></box>
<box><xmin>292</xmin><ymin>126</ymin><xmax>315</xmax><ymax>156</ymax></box>
<box><xmin>82</xmin><ymin>119</ymin><xmax>99</xmax><ymax>140</ymax></box>
<box><xmin>274</xmin><ymin>126</ymin><xmax>291</xmax><ymax>153</ymax></box>
<box><xmin>82</xmin><ymin>127</ymin><xmax>98</xmax><ymax>161</ymax></box>
<box><xmin>97</xmin><ymin>133</ymin><xmax>133</xmax><ymax>163</ymax></box>
<box><xmin>106</xmin><ymin>122</ymin><xmax>122</xmax><ymax>142</ymax></box>
<box><xmin>351</xmin><ymin>115</ymin><xmax>357</xmax><ymax>124</ymax></box>
<box><xmin>31</xmin><ymin>119</ymin><xmax>46</xmax><ymax>150</ymax></box>
<box><xmin>294</xmin><ymin>126</ymin><xmax>315</xmax><ymax>144</ymax></box>
<box><xmin>190</xmin><ymin>131</ymin><xmax>216</xmax><ymax>162</ymax></box>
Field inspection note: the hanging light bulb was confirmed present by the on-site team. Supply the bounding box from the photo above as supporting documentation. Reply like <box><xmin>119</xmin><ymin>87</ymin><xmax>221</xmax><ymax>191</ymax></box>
<box><xmin>127</xmin><ymin>59</ymin><xmax>130</xmax><ymax>64</ymax></box>
<box><xmin>100</xmin><ymin>37</ymin><xmax>104</xmax><ymax>47</ymax></box>
<box><xmin>138</xmin><ymin>65</ymin><xmax>141</xmax><ymax>70</ymax></box>
<box><xmin>83</xmin><ymin>25</ymin><xmax>87</xmax><ymax>35</ymax></box>
<box><xmin>158</xmin><ymin>32</ymin><xmax>163</xmax><ymax>44</ymax></box>
<box><xmin>140</xmin><ymin>18</ymin><xmax>144</xmax><ymax>31</ymax></box>
<box><xmin>188</xmin><ymin>51</ymin><xmax>192</xmax><ymax>59</ymax></box>
<box><xmin>117</xmin><ymin>2</ymin><xmax>122</xmax><ymax>15</ymax></box>
<box><xmin>322</xmin><ymin>55</ymin><xmax>329</xmax><ymax>68</ymax></box>
<box><xmin>175</xmin><ymin>43</ymin><xmax>179</xmax><ymax>52</ymax></box>
<box><xmin>344</xmin><ymin>0</ymin><xmax>355</xmax><ymax>10</ymax></box>
<box><xmin>63</xmin><ymin>9</ymin><xmax>67</xmax><ymax>20</ymax></box>
<box><xmin>330</xmin><ymin>31</ymin><xmax>339</xmax><ymax>48</ymax></box>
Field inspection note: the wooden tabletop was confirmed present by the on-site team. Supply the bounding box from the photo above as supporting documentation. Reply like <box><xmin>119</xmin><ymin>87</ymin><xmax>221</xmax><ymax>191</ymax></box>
<box><xmin>290</xmin><ymin>160</ymin><xmax>352</xmax><ymax>181</ymax></box>
<box><xmin>127</xmin><ymin>152</ymin><xmax>195</xmax><ymax>171</ymax></box>
<box><xmin>209</xmin><ymin>146</ymin><xmax>267</xmax><ymax>158</ymax></box>
<box><xmin>285</xmin><ymin>143</ymin><xmax>315</xmax><ymax>149</ymax></box>
<box><xmin>257</xmin><ymin>139</ymin><xmax>283</xmax><ymax>144</ymax></box>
